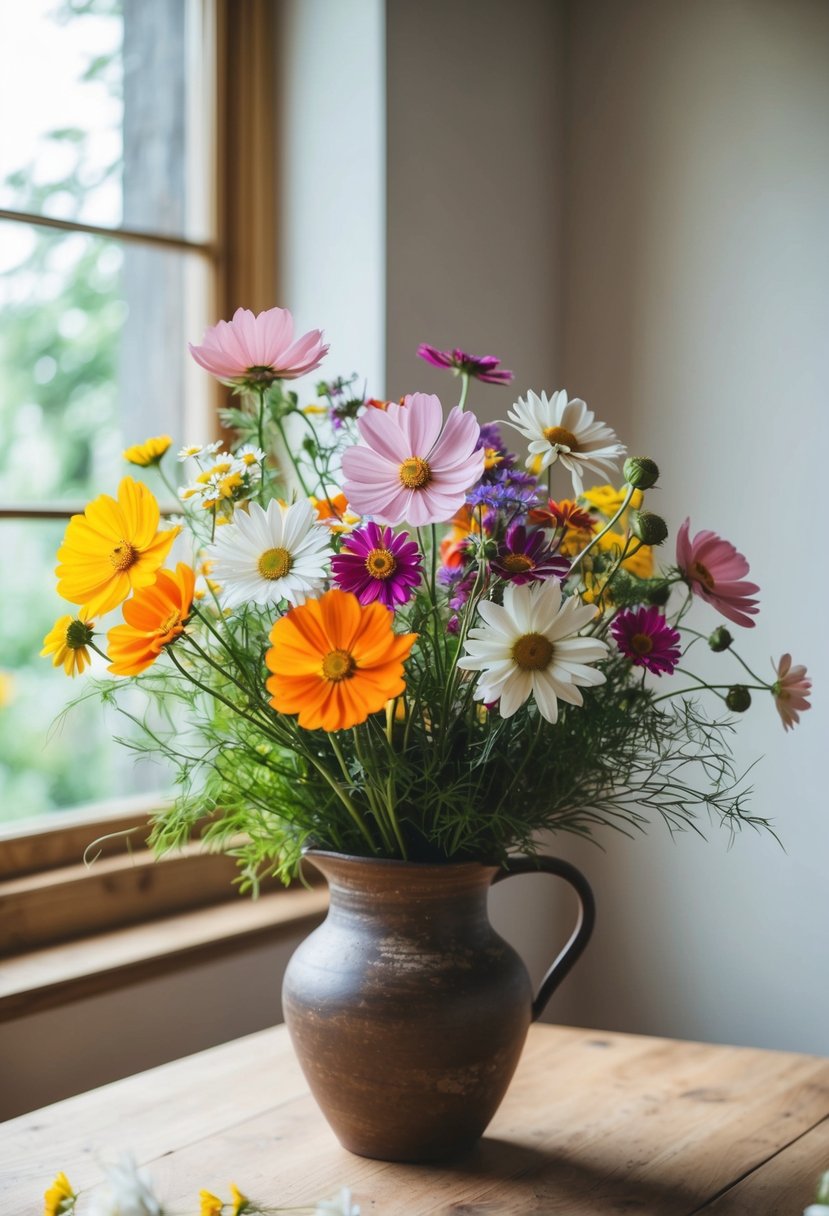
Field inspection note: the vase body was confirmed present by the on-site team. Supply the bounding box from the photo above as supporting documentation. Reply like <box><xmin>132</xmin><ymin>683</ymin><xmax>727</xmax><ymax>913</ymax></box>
<box><xmin>282</xmin><ymin>851</ymin><xmax>533</xmax><ymax>1163</ymax></box>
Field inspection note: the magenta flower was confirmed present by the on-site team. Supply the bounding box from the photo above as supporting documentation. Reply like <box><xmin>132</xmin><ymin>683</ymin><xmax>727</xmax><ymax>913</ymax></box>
<box><xmin>676</xmin><ymin>519</ymin><xmax>760</xmax><ymax>629</ymax></box>
<box><xmin>189</xmin><ymin>307</ymin><xmax>328</xmax><ymax>386</ymax></box>
<box><xmin>341</xmin><ymin>392</ymin><xmax>484</xmax><ymax>527</ymax></box>
<box><xmin>331</xmin><ymin>522</ymin><xmax>422</xmax><ymax>609</ymax></box>
<box><xmin>491</xmin><ymin>524</ymin><xmax>569</xmax><ymax>585</ymax></box>
<box><xmin>611</xmin><ymin>606</ymin><xmax>681</xmax><ymax>676</ymax></box>
<box><xmin>417</xmin><ymin>344</ymin><xmax>514</xmax><ymax>385</ymax></box>
<box><xmin>772</xmin><ymin>654</ymin><xmax>812</xmax><ymax>732</ymax></box>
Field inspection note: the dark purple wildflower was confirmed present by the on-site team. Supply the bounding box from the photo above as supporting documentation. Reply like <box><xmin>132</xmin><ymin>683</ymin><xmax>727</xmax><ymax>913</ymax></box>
<box><xmin>331</xmin><ymin>521</ymin><xmax>422</xmax><ymax>609</ymax></box>
<box><xmin>490</xmin><ymin>524</ymin><xmax>569</xmax><ymax>585</ymax></box>
<box><xmin>476</xmin><ymin>421</ymin><xmax>516</xmax><ymax>480</ymax></box>
<box><xmin>466</xmin><ymin>471</ymin><xmax>541</xmax><ymax>517</ymax></box>
<box><xmin>417</xmin><ymin>344</ymin><xmax>514</xmax><ymax>385</ymax></box>
<box><xmin>610</xmin><ymin>605</ymin><xmax>682</xmax><ymax>676</ymax></box>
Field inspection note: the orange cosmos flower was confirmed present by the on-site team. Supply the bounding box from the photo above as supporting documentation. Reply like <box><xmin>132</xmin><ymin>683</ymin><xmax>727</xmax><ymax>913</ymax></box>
<box><xmin>107</xmin><ymin>563</ymin><xmax>196</xmax><ymax>676</ymax></box>
<box><xmin>266</xmin><ymin>588</ymin><xmax>417</xmax><ymax>732</ymax></box>
<box><xmin>56</xmin><ymin>477</ymin><xmax>180</xmax><ymax>616</ymax></box>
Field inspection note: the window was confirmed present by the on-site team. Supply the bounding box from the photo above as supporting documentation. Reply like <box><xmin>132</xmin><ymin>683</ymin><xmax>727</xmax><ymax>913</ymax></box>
<box><xmin>0</xmin><ymin>0</ymin><xmax>276</xmax><ymax>848</ymax></box>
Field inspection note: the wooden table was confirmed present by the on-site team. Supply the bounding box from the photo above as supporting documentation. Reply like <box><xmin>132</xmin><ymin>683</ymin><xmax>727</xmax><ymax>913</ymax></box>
<box><xmin>3</xmin><ymin>1023</ymin><xmax>829</xmax><ymax>1214</ymax></box>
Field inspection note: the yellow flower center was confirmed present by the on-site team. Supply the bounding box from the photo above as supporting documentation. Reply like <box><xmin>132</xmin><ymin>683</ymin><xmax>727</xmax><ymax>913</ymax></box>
<box><xmin>502</xmin><ymin>553</ymin><xmax>535</xmax><ymax>574</ymax></box>
<box><xmin>365</xmin><ymin>547</ymin><xmax>397</xmax><ymax>579</ymax></box>
<box><xmin>258</xmin><ymin>547</ymin><xmax>293</xmax><ymax>580</ymax></box>
<box><xmin>543</xmin><ymin>425</ymin><xmax>578</xmax><ymax>450</ymax></box>
<box><xmin>512</xmin><ymin>632</ymin><xmax>554</xmax><ymax>671</ymax></box>
<box><xmin>630</xmin><ymin>632</ymin><xmax>654</xmax><ymax>655</ymax></box>
<box><xmin>692</xmin><ymin>560</ymin><xmax>715</xmax><ymax>590</ymax></box>
<box><xmin>322</xmin><ymin>648</ymin><xmax>356</xmax><ymax>682</ymax></box>
<box><xmin>399</xmin><ymin>456</ymin><xmax>432</xmax><ymax>489</ymax></box>
<box><xmin>110</xmin><ymin>541</ymin><xmax>138</xmax><ymax>572</ymax></box>
<box><xmin>160</xmin><ymin>610</ymin><xmax>182</xmax><ymax>635</ymax></box>
<box><xmin>483</xmin><ymin>447</ymin><xmax>503</xmax><ymax>470</ymax></box>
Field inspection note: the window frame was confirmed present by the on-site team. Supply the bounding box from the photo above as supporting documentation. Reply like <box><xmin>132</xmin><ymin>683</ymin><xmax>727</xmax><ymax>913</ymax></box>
<box><xmin>1</xmin><ymin>0</ymin><xmax>280</xmax><ymax>934</ymax></box>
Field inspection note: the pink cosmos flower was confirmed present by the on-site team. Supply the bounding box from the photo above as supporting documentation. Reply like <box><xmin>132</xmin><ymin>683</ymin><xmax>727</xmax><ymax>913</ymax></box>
<box><xmin>417</xmin><ymin>344</ymin><xmax>514</xmax><ymax>386</ymax></box>
<box><xmin>676</xmin><ymin>519</ymin><xmax>760</xmax><ymax>629</ymax></box>
<box><xmin>772</xmin><ymin>654</ymin><xmax>812</xmax><ymax>732</ymax></box>
<box><xmin>341</xmin><ymin>392</ymin><xmax>484</xmax><ymax>527</ymax></box>
<box><xmin>188</xmin><ymin>306</ymin><xmax>328</xmax><ymax>386</ymax></box>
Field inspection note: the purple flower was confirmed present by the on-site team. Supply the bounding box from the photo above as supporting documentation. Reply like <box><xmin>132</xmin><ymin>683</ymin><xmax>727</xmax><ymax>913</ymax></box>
<box><xmin>490</xmin><ymin>524</ymin><xmax>569</xmax><ymax>585</ymax></box>
<box><xmin>476</xmin><ymin>422</ymin><xmax>517</xmax><ymax>480</ymax></box>
<box><xmin>331</xmin><ymin>522</ymin><xmax>422</xmax><ymax>609</ymax></box>
<box><xmin>438</xmin><ymin>565</ymin><xmax>478</xmax><ymax>611</ymax></box>
<box><xmin>417</xmin><ymin>344</ymin><xmax>514</xmax><ymax>385</ymax></box>
<box><xmin>610</xmin><ymin>605</ymin><xmax>682</xmax><ymax>676</ymax></box>
<box><xmin>466</xmin><ymin>472</ymin><xmax>541</xmax><ymax>516</ymax></box>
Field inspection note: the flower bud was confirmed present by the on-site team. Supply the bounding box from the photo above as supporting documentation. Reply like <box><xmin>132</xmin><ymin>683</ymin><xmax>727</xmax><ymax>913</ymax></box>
<box><xmin>630</xmin><ymin>510</ymin><xmax>669</xmax><ymax>547</ymax></box>
<box><xmin>725</xmin><ymin>685</ymin><xmax>752</xmax><ymax>713</ymax></box>
<box><xmin>624</xmin><ymin>457</ymin><xmax>660</xmax><ymax>490</ymax></box>
<box><xmin>708</xmin><ymin>626</ymin><xmax>733</xmax><ymax>653</ymax></box>
<box><xmin>646</xmin><ymin>582</ymin><xmax>671</xmax><ymax>607</ymax></box>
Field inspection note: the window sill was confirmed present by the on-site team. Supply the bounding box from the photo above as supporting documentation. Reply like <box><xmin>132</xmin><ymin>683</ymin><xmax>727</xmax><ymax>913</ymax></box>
<box><xmin>0</xmin><ymin>885</ymin><xmax>328</xmax><ymax>1022</ymax></box>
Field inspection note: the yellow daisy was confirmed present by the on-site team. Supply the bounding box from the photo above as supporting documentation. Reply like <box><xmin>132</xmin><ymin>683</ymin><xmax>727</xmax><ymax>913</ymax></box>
<box><xmin>56</xmin><ymin>477</ymin><xmax>180</xmax><ymax>616</ymax></box>
<box><xmin>230</xmin><ymin>1183</ymin><xmax>249</xmax><ymax>1215</ymax></box>
<box><xmin>123</xmin><ymin>435</ymin><xmax>173</xmax><ymax>467</ymax></box>
<box><xmin>44</xmin><ymin>1170</ymin><xmax>75</xmax><ymax>1216</ymax></box>
<box><xmin>199</xmin><ymin>1191</ymin><xmax>224</xmax><ymax>1216</ymax></box>
<box><xmin>40</xmin><ymin>607</ymin><xmax>96</xmax><ymax>677</ymax></box>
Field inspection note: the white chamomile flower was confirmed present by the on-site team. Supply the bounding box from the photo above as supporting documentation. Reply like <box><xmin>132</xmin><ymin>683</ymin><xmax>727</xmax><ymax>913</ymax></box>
<box><xmin>504</xmin><ymin>389</ymin><xmax>625</xmax><ymax>495</ymax></box>
<box><xmin>457</xmin><ymin>579</ymin><xmax>608</xmax><ymax>723</ymax></box>
<box><xmin>209</xmin><ymin>497</ymin><xmax>330</xmax><ymax>609</ymax></box>
<box><xmin>86</xmin><ymin>1155</ymin><xmax>164</xmax><ymax>1216</ymax></box>
<box><xmin>234</xmin><ymin>443</ymin><xmax>267</xmax><ymax>468</ymax></box>
<box><xmin>316</xmin><ymin>1187</ymin><xmax>360</xmax><ymax>1216</ymax></box>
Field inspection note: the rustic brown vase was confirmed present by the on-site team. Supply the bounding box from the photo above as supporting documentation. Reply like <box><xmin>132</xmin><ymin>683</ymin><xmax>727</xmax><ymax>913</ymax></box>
<box><xmin>282</xmin><ymin>849</ymin><xmax>595</xmax><ymax>1163</ymax></box>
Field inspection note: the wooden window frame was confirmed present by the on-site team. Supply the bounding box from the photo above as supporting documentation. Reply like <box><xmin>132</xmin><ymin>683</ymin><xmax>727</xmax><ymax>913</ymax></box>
<box><xmin>0</xmin><ymin>0</ymin><xmax>300</xmax><ymax>970</ymax></box>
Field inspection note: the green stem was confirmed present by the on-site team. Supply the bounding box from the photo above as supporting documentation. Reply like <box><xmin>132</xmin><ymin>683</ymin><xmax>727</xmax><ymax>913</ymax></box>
<box><xmin>457</xmin><ymin>372</ymin><xmax>470</xmax><ymax>410</ymax></box>
<box><xmin>327</xmin><ymin>732</ymin><xmax>380</xmax><ymax>853</ymax></box>
<box><xmin>568</xmin><ymin>484</ymin><xmax>636</xmax><ymax>578</ymax></box>
<box><xmin>275</xmin><ymin>415</ymin><xmax>312</xmax><ymax>498</ymax></box>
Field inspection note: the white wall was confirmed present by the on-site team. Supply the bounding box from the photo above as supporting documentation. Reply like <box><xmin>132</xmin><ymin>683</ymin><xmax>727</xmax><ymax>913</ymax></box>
<box><xmin>552</xmin><ymin>0</ymin><xmax>829</xmax><ymax>1053</ymax></box>
<box><xmin>385</xmin><ymin>0</ymin><xmax>829</xmax><ymax>1053</ymax></box>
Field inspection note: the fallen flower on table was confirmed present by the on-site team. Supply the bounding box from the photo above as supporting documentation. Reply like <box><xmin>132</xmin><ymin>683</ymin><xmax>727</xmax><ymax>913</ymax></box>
<box><xmin>46</xmin><ymin>1166</ymin><xmax>359</xmax><ymax>1216</ymax></box>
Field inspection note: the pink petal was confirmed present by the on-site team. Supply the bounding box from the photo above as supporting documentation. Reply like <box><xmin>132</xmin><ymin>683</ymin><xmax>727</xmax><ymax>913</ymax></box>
<box><xmin>356</xmin><ymin>409</ymin><xmax>410</xmax><ymax>464</ymax></box>
<box><xmin>398</xmin><ymin>393</ymin><xmax>444</xmax><ymax>456</ymax></box>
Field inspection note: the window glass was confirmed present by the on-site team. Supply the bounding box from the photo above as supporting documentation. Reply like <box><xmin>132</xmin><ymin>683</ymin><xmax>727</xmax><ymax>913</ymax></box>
<box><xmin>0</xmin><ymin>0</ymin><xmax>208</xmax><ymax>241</ymax></box>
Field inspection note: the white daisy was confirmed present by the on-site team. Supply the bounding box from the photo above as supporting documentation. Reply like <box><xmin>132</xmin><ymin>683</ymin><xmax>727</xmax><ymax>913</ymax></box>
<box><xmin>457</xmin><ymin>579</ymin><xmax>608</xmax><ymax>723</ymax></box>
<box><xmin>504</xmin><ymin>389</ymin><xmax>625</xmax><ymax>495</ymax></box>
<box><xmin>208</xmin><ymin>497</ymin><xmax>331</xmax><ymax>609</ymax></box>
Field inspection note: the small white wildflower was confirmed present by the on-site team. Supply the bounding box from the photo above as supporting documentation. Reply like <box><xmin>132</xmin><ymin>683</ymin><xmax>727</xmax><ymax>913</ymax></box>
<box><xmin>86</xmin><ymin>1156</ymin><xmax>164</xmax><ymax>1216</ymax></box>
<box><xmin>316</xmin><ymin>1187</ymin><xmax>360</xmax><ymax>1216</ymax></box>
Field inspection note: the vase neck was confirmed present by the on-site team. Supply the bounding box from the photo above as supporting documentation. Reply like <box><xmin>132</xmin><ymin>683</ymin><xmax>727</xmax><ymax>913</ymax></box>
<box><xmin>305</xmin><ymin>852</ymin><xmax>498</xmax><ymax>929</ymax></box>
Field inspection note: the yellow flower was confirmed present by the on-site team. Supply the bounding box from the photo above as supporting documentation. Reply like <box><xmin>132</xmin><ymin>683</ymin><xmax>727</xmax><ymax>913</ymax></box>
<box><xmin>581</xmin><ymin>483</ymin><xmax>644</xmax><ymax>518</ymax></box>
<box><xmin>303</xmin><ymin>403</ymin><xmax>328</xmax><ymax>415</ymax></box>
<box><xmin>56</xmin><ymin>477</ymin><xmax>180</xmax><ymax>616</ymax></box>
<box><xmin>199</xmin><ymin>1190</ymin><xmax>224</xmax><ymax>1216</ymax></box>
<box><xmin>123</xmin><ymin>435</ymin><xmax>173</xmax><ymax>467</ymax></box>
<box><xmin>0</xmin><ymin>670</ymin><xmax>14</xmax><ymax>707</ymax></box>
<box><xmin>596</xmin><ymin>530</ymin><xmax>654</xmax><ymax>579</ymax></box>
<box><xmin>40</xmin><ymin>607</ymin><xmax>96</xmax><ymax>677</ymax></box>
<box><xmin>44</xmin><ymin>1171</ymin><xmax>75</xmax><ymax>1215</ymax></box>
<box><xmin>107</xmin><ymin>563</ymin><xmax>196</xmax><ymax>677</ymax></box>
<box><xmin>230</xmin><ymin>1183</ymin><xmax>249</xmax><ymax>1215</ymax></box>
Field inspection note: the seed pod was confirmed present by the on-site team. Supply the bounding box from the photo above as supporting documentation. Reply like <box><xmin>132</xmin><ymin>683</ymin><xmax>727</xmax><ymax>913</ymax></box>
<box><xmin>725</xmin><ymin>685</ymin><xmax>752</xmax><ymax>712</ymax></box>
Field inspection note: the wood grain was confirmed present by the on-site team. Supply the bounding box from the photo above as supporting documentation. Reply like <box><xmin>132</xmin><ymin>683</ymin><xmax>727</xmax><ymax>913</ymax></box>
<box><xmin>0</xmin><ymin>887</ymin><xmax>329</xmax><ymax>1020</ymax></box>
<box><xmin>1</xmin><ymin>1024</ymin><xmax>827</xmax><ymax>1214</ymax></box>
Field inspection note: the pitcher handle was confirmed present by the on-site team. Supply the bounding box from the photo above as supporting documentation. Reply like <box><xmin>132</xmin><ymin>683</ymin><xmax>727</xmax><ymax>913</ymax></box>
<box><xmin>493</xmin><ymin>855</ymin><xmax>595</xmax><ymax>1022</ymax></box>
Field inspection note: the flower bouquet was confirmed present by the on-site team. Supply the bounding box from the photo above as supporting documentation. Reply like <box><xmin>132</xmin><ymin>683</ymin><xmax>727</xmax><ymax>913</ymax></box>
<box><xmin>44</xmin><ymin>305</ymin><xmax>809</xmax><ymax>876</ymax></box>
<box><xmin>42</xmin><ymin>305</ymin><xmax>811</xmax><ymax>1160</ymax></box>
